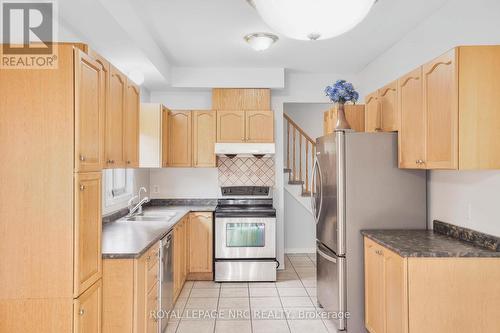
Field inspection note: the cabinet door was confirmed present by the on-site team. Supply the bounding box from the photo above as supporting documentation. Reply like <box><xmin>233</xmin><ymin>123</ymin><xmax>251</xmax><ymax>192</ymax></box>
<box><xmin>167</xmin><ymin>111</ymin><xmax>192</xmax><ymax>167</ymax></box>
<box><xmin>106</xmin><ymin>66</ymin><xmax>126</xmax><ymax>168</ymax></box>
<box><xmin>379</xmin><ymin>81</ymin><xmax>399</xmax><ymax>132</ymax></box>
<box><xmin>365</xmin><ymin>92</ymin><xmax>381</xmax><ymax>132</ymax></box>
<box><xmin>123</xmin><ymin>80</ymin><xmax>140</xmax><ymax>168</ymax></box>
<box><xmin>399</xmin><ymin>68</ymin><xmax>425</xmax><ymax>169</ymax></box>
<box><xmin>146</xmin><ymin>287</ymin><xmax>159</xmax><ymax>333</ymax></box>
<box><xmin>216</xmin><ymin>110</ymin><xmax>245</xmax><ymax>143</ymax></box>
<box><xmin>74</xmin><ymin>49</ymin><xmax>105</xmax><ymax>172</ymax></box>
<box><xmin>323</xmin><ymin>110</ymin><xmax>333</xmax><ymax>135</ymax></box>
<box><xmin>423</xmin><ymin>49</ymin><xmax>458</xmax><ymax>169</ymax></box>
<box><xmin>188</xmin><ymin>213</ymin><xmax>213</xmax><ymax>273</ymax></box>
<box><xmin>74</xmin><ymin>280</ymin><xmax>102</xmax><ymax>333</ymax></box>
<box><xmin>245</xmin><ymin>110</ymin><xmax>274</xmax><ymax>142</ymax></box>
<box><xmin>173</xmin><ymin>224</ymin><xmax>182</xmax><ymax>300</ymax></box>
<box><xmin>384</xmin><ymin>250</ymin><xmax>408</xmax><ymax>333</ymax></box>
<box><xmin>161</xmin><ymin>106</ymin><xmax>169</xmax><ymax>167</ymax></box>
<box><xmin>74</xmin><ymin>172</ymin><xmax>102</xmax><ymax>297</ymax></box>
<box><xmin>364</xmin><ymin>238</ymin><xmax>385</xmax><ymax>333</ymax></box>
<box><xmin>193</xmin><ymin>111</ymin><xmax>216</xmax><ymax>167</ymax></box>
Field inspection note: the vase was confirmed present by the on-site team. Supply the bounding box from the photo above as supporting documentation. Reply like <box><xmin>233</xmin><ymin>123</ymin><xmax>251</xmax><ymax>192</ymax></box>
<box><xmin>335</xmin><ymin>103</ymin><xmax>351</xmax><ymax>130</ymax></box>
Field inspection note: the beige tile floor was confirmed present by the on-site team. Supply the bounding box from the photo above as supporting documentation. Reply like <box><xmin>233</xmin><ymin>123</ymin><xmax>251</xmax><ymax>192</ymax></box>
<box><xmin>165</xmin><ymin>254</ymin><xmax>338</xmax><ymax>333</ymax></box>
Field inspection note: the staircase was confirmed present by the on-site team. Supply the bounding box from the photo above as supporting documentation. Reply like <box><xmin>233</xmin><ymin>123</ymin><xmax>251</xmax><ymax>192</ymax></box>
<box><xmin>283</xmin><ymin>113</ymin><xmax>316</xmax><ymax>212</ymax></box>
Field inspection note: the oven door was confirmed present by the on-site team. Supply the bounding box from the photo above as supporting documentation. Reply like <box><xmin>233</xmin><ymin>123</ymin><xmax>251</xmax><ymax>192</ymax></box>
<box><xmin>215</xmin><ymin>217</ymin><xmax>276</xmax><ymax>259</ymax></box>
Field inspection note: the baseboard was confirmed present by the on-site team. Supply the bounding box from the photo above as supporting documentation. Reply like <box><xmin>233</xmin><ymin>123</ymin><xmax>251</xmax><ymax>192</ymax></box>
<box><xmin>285</xmin><ymin>247</ymin><xmax>316</xmax><ymax>254</ymax></box>
<box><xmin>187</xmin><ymin>272</ymin><xmax>213</xmax><ymax>281</ymax></box>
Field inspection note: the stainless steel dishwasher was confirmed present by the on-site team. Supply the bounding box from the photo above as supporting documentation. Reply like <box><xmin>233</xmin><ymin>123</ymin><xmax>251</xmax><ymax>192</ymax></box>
<box><xmin>159</xmin><ymin>231</ymin><xmax>173</xmax><ymax>333</ymax></box>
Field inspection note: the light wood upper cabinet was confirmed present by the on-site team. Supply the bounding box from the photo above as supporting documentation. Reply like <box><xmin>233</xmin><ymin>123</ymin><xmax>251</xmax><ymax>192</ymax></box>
<box><xmin>378</xmin><ymin>81</ymin><xmax>399</xmax><ymax>132</ymax></box>
<box><xmin>106</xmin><ymin>66</ymin><xmax>126</xmax><ymax>168</ymax></box>
<box><xmin>323</xmin><ymin>105</ymin><xmax>366</xmax><ymax>134</ymax></box>
<box><xmin>193</xmin><ymin>111</ymin><xmax>216</xmax><ymax>167</ymax></box>
<box><xmin>74</xmin><ymin>172</ymin><xmax>102</xmax><ymax>297</ymax></box>
<box><xmin>161</xmin><ymin>106</ymin><xmax>169</xmax><ymax>168</ymax></box>
<box><xmin>216</xmin><ymin>110</ymin><xmax>246</xmax><ymax>142</ymax></box>
<box><xmin>398</xmin><ymin>68</ymin><xmax>425</xmax><ymax>169</ymax></box>
<box><xmin>246</xmin><ymin>110</ymin><xmax>274</xmax><ymax>142</ymax></box>
<box><xmin>188</xmin><ymin>212</ymin><xmax>213</xmax><ymax>274</ymax></box>
<box><xmin>123</xmin><ymin>80</ymin><xmax>140</xmax><ymax>167</ymax></box>
<box><xmin>167</xmin><ymin>111</ymin><xmax>192</xmax><ymax>167</ymax></box>
<box><xmin>423</xmin><ymin>49</ymin><xmax>458</xmax><ymax>169</ymax></box>
<box><xmin>365</xmin><ymin>92</ymin><xmax>381</xmax><ymax>132</ymax></box>
<box><xmin>216</xmin><ymin>110</ymin><xmax>274</xmax><ymax>143</ymax></box>
<box><xmin>212</xmin><ymin>88</ymin><xmax>271</xmax><ymax>110</ymax></box>
<box><xmin>74</xmin><ymin>49</ymin><xmax>105</xmax><ymax>172</ymax></box>
<box><xmin>74</xmin><ymin>280</ymin><xmax>102</xmax><ymax>333</ymax></box>
<box><xmin>139</xmin><ymin>103</ymin><xmax>167</xmax><ymax>168</ymax></box>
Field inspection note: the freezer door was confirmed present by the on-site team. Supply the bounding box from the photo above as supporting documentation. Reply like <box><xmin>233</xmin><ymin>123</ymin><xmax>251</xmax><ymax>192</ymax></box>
<box><xmin>317</xmin><ymin>242</ymin><xmax>346</xmax><ymax>331</ymax></box>
<box><xmin>314</xmin><ymin>134</ymin><xmax>340</xmax><ymax>253</ymax></box>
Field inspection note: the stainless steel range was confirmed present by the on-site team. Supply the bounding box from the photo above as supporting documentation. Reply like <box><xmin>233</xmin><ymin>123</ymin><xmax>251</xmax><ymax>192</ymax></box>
<box><xmin>214</xmin><ymin>186</ymin><xmax>277</xmax><ymax>282</ymax></box>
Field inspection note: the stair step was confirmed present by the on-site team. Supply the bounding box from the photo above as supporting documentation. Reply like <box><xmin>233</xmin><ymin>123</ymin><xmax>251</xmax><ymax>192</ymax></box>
<box><xmin>301</xmin><ymin>191</ymin><xmax>312</xmax><ymax>197</ymax></box>
<box><xmin>283</xmin><ymin>168</ymin><xmax>292</xmax><ymax>173</ymax></box>
<box><xmin>288</xmin><ymin>180</ymin><xmax>304</xmax><ymax>185</ymax></box>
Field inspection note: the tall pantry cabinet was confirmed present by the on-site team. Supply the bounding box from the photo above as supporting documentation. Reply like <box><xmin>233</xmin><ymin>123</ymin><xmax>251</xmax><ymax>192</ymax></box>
<box><xmin>0</xmin><ymin>44</ymin><xmax>104</xmax><ymax>332</ymax></box>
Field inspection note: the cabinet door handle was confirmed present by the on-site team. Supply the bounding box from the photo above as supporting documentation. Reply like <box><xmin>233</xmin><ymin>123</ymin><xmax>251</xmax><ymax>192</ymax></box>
<box><xmin>126</xmin><ymin>160</ymin><xmax>131</xmax><ymax>165</ymax></box>
<box><xmin>107</xmin><ymin>159</ymin><xmax>115</xmax><ymax>164</ymax></box>
<box><xmin>79</xmin><ymin>184</ymin><xmax>85</xmax><ymax>191</ymax></box>
<box><xmin>79</xmin><ymin>308</ymin><xmax>85</xmax><ymax>316</ymax></box>
<box><xmin>241</xmin><ymin>137</ymin><xmax>245</xmax><ymax>141</ymax></box>
<box><xmin>79</xmin><ymin>155</ymin><xmax>86</xmax><ymax>161</ymax></box>
<box><xmin>375</xmin><ymin>250</ymin><xmax>383</xmax><ymax>256</ymax></box>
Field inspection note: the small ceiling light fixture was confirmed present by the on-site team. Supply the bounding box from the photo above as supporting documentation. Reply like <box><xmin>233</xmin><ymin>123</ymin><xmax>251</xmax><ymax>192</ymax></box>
<box><xmin>128</xmin><ymin>70</ymin><xmax>145</xmax><ymax>86</ymax></box>
<box><xmin>244</xmin><ymin>32</ymin><xmax>279</xmax><ymax>51</ymax></box>
<box><xmin>247</xmin><ymin>0</ymin><xmax>376</xmax><ymax>41</ymax></box>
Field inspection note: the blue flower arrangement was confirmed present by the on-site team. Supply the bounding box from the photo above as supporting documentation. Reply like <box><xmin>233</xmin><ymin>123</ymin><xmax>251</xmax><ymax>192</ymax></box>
<box><xmin>325</xmin><ymin>80</ymin><xmax>359</xmax><ymax>104</ymax></box>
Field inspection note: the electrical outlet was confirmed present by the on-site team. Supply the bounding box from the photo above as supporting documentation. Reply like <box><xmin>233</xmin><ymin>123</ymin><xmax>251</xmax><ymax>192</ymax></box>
<box><xmin>153</xmin><ymin>185</ymin><xmax>160</xmax><ymax>194</ymax></box>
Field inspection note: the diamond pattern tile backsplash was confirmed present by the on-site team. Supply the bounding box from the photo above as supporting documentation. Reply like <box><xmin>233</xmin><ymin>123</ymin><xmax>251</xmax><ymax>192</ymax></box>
<box><xmin>218</xmin><ymin>156</ymin><xmax>275</xmax><ymax>187</ymax></box>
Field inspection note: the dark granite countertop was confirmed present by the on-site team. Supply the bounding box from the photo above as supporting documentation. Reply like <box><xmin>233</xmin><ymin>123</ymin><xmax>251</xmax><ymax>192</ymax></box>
<box><xmin>361</xmin><ymin>229</ymin><xmax>500</xmax><ymax>258</ymax></box>
<box><xmin>102</xmin><ymin>202</ymin><xmax>216</xmax><ymax>259</ymax></box>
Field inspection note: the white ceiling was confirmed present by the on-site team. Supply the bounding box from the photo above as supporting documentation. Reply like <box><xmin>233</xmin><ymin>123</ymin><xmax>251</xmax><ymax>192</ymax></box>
<box><xmin>60</xmin><ymin>0</ymin><xmax>449</xmax><ymax>89</ymax></box>
<box><xmin>139</xmin><ymin>0</ymin><xmax>448</xmax><ymax>73</ymax></box>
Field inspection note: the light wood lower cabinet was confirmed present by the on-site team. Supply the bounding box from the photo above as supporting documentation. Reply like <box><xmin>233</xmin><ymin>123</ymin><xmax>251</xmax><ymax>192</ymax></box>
<box><xmin>364</xmin><ymin>237</ymin><xmax>500</xmax><ymax>333</ymax></box>
<box><xmin>323</xmin><ymin>105</ymin><xmax>366</xmax><ymax>134</ymax></box>
<box><xmin>188</xmin><ymin>212</ymin><xmax>213</xmax><ymax>280</ymax></box>
<box><xmin>102</xmin><ymin>242</ymin><xmax>160</xmax><ymax>333</ymax></box>
<box><xmin>74</xmin><ymin>280</ymin><xmax>102</xmax><ymax>333</ymax></box>
<box><xmin>173</xmin><ymin>216</ymin><xmax>189</xmax><ymax>300</ymax></box>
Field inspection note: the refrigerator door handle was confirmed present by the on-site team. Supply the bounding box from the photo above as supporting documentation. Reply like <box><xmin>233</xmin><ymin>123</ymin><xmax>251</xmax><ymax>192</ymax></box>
<box><xmin>311</xmin><ymin>158</ymin><xmax>323</xmax><ymax>225</ymax></box>
<box><xmin>317</xmin><ymin>245</ymin><xmax>337</xmax><ymax>263</ymax></box>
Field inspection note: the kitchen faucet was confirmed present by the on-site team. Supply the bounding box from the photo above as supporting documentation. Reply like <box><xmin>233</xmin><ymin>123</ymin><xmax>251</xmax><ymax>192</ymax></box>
<box><xmin>127</xmin><ymin>187</ymin><xmax>150</xmax><ymax>217</ymax></box>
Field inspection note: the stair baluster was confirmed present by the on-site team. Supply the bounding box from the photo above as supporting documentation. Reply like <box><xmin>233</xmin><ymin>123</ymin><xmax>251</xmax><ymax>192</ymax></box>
<box><xmin>283</xmin><ymin>113</ymin><xmax>316</xmax><ymax>197</ymax></box>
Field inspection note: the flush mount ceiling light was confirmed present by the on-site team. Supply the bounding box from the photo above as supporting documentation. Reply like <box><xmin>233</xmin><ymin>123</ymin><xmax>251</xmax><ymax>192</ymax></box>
<box><xmin>244</xmin><ymin>33</ymin><xmax>279</xmax><ymax>51</ymax></box>
<box><xmin>247</xmin><ymin>0</ymin><xmax>376</xmax><ymax>41</ymax></box>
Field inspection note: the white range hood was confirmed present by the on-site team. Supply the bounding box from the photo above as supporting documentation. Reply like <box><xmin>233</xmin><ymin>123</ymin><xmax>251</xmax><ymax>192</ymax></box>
<box><xmin>215</xmin><ymin>143</ymin><xmax>275</xmax><ymax>157</ymax></box>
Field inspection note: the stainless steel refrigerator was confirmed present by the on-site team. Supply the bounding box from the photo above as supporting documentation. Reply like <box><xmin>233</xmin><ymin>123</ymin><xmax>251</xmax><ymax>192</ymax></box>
<box><xmin>312</xmin><ymin>132</ymin><xmax>427</xmax><ymax>332</ymax></box>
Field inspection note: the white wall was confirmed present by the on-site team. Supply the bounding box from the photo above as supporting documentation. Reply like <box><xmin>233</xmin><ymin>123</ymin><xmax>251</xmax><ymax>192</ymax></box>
<box><xmin>284</xmin><ymin>103</ymin><xmax>331</xmax><ymax>140</ymax></box>
<box><xmin>284</xmin><ymin>191</ymin><xmax>316</xmax><ymax>253</ymax></box>
<box><xmin>149</xmin><ymin>168</ymin><xmax>219</xmax><ymax>199</ymax></box>
<box><xmin>357</xmin><ymin>0</ymin><xmax>500</xmax><ymax>236</ymax></box>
